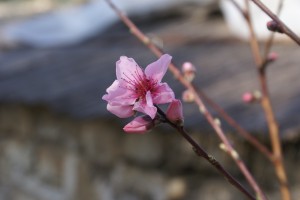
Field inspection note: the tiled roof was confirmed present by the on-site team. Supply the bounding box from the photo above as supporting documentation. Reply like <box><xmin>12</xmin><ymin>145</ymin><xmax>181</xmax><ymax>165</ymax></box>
<box><xmin>0</xmin><ymin>10</ymin><xmax>299</xmax><ymax>136</ymax></box>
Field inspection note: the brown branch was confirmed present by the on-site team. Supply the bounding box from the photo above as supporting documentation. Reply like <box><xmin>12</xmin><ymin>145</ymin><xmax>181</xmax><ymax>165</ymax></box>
<box><xmin>244</xmin><ymin>0</ymin><xmax>263</xmax><ymax>65</ymax></box>
<box><xmin>156</xmin><ymin>107</ymin><xmax>256</xmax><ymax>200</ymax></box>
<box><xmin>232</xmin><ymin>0</ymin><xmax>291</xmax><ymax>199</ymax></box>
<box><xmin>196</xmin><ymin>88</ymin><xmax>273</xmax><ymax>160</ymax></box>
<box><xmin>258</xmin><ymin>72</ymin><xmax>290</xmax><ymax>200</ymax></box>
<box><xmin>104</xmin><ymin>0</ymin><xmax>268</xmax><ymax>199</ymax></box>
<box><xmin>261</xmin><ymin>0</ymin><xmax>284</xmax><ymax>71</ymax></box>
<box><xmin>249</xmin><ymin>0</ymin><xmax>300</xmax><ymax>46</ymax></box>
<box><xmin>218</xmin><ymin>0</ymin><xmax>273</xmax><ymax>161</ymax></box>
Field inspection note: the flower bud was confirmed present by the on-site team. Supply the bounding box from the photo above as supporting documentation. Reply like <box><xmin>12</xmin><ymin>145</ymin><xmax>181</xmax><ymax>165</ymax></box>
<box><xmin>182</xmin><ymin>62</ymin><xmax>196</xmax><ymax>82</ymax></box>
<box><xmin>242</xmin><ymin>92</ymin><xmax>254</xmax><ymax>103</ymax></box>
<box><xmin>267</xmin><ymin>20</ymin><xmax>283</xmax><ymax>33</ymax></box>
<box><xmin>166</xmin><ymin>99</ymin><xmax>184</xmax><ymax>126</ymax></box>
<box><xmin>253</xmin><ymin>90</ymin><xmax>262</xmax><ymax>100</ymax></box>
<box><xmin>267</xmin><ymin>52</ymin><xmax>278</xmax><ymax>62</ymax></box>
<box><xmin>182</xmin><ymin>90</ymin><xmax>195</xmax><ymax>102</ymax></box>
<box><xmin>123</xmin><ymin>115</ymin><xmax>155</xmax><ymax>134</ymax></box>
<box><xmin>242</xmin><ymin>91</ymin><xmax>261</xmax><ymax>103</ymax></box>
<box><xmin>214</xmin><ymin>118</ymin><xmax>221</xmax><ymax>127</ymax></box>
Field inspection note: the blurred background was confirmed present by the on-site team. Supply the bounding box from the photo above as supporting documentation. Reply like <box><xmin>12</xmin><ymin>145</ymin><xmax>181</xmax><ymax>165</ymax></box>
<box><xmin>0</xmin><ymin>0</ymin><xmax>299</xmax><ymax>200</ymax></box>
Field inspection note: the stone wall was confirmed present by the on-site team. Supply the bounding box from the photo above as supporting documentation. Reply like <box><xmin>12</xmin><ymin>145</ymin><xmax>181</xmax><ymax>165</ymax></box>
<box><xmin>0</xmin><ymin>104</ymin><xmax>299</xmax><ymax>200</ymax></box>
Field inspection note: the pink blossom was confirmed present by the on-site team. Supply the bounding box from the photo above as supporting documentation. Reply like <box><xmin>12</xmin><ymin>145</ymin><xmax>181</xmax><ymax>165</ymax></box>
<box><xmin>166</xmin><ymin>99</ymin><xmax>184</xmax><ymax>126</ymax></box>
<box><xmin>182</xmin><ymin>62</ymin><xmax>196</xmax><ymax>73</ymax></box>
<box><xmin>123</xmin><ymin>115</ymin><xmax>155</xmax><ymax>134</ymax></box>
<box><xmin>242</xmin><ymin>92</ymin><xmax>254</xmax><ymax>103</ymax></box>
<box><xmin>102</xmin><ymin>54</ymin><xmax>175</xmax><ymax>119</ymax></box>
<box><xmin>182</xmin><ymin>62</ymin><xmax>196</xmax><ymax>82</ymax></box>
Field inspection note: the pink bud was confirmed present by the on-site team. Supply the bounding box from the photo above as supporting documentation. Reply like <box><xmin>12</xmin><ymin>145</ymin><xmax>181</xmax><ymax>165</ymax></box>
<box><xmin>266</xmin><ymin>20</ymin><xmax>283</xmax><ymax>33</ymax></box>
<box><xmin>182</xmin><ymin>90</ymin><xmax>195</xmax><ymax>102</ymax></box>
<box><xmin>182</xmin><ymin>62</ymin><xmax>196</xmax><ymax>73</ymax></box>
<box><xmin>242</xmin><ymin>92</ymin><xmax>254</xmax><ymax>103</ymax></box>
<box><xmin>166</xmin><ymin>99</ymin><xmax>184</xmax><ymax>126</ymax></box>
<box><xmin>267</xmin><ymin>52</ymin><xmax>278</xmax><ymax>62</ymax></box>
<box><xmin>182</xmin><ymin>62</ymin><xmax>196</xmax><ymax>82</ymax></box>
<box><xmin>123</xmin><ymin>115</ymin><xmax>155</xmax><ymax>134</ymax></box>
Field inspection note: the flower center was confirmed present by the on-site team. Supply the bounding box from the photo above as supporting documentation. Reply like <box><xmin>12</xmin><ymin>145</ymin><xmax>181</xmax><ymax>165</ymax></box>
<box><xmin>135</xmin><ymin>77</ymin><xmax>154</xmax><ymax>97</ymax></box>
<box><xmin>122</xmin><ymin>68</ymin><xmax>157</xmax><ymax>100</ymax></box>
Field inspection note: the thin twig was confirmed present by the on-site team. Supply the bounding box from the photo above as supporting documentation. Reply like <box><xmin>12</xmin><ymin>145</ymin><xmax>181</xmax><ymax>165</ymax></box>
<box><xmin>231</xmin><ymin>0</ymin><xmax>291</xmax><ymax>199</ymax></box>
<box><xmin>249</xmin><ymin>0</ymin><xmax>300</xmax><ymax>45</ymax></box>
<box><xmin>261</xmin><ymin>0</ymin><xmax>284</xmax><ymax>71</ymax></box>
<box><xmin>199</xmin><ymin>0</ymin><xmax>274</xmax><ymax>161</ymax></box>
<box><xmin>156</xmin><ymin>107</ymin><xmax>256</xmax><ymax>200</ymax></box>
<box><xmin>244</xmin><ymin>0</ymin><xmax>263</xmax><ymax>65</ymax></box>
<box><xmin>196</xmin><ymin>87</ymin><xmax>273</xmax><ymax>160</ymax></box>
<box><xmin>104</xmin><ymin>0</ymin><xmax>267</xmax><ymax>199</ymax></box>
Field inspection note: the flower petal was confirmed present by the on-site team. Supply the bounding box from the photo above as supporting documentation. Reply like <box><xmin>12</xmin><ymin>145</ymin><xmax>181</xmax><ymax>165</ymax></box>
<box><xmin>102</xmin><ymin>80</ymin><xmax>122</xmax><ymax>102</ymax></box>
<box><xmin>107</xmin><ymin>104</ymin><xmax>134</xmax><ymax>118</ymax></box>
<box><xmin>123</xmin><ymin>115</ymin><xmax>154</xmax><ymax>134</ymax></box>
<box><xmin>104</xmin><ymin>89</ymin><xmax>136</xmax><ymax>106</ymax></box>
<box><xmin>105</xmin><ymin>80</ymin><xmax>119</xmax><ymax>93</ymax></box>
<box><xmin>116</xmin><ymin>56</ymin><xmax>144</xmax><ymax>86</ymax></box>
<box><xmin>152</xmin><ymin>83</ymin><xmax>175</xmax><ymax>104</ymax></box>
<box><xmin>102</xmin><ymin>80</ymin><xmax>136</xmax><ymax>106</ymax></box>
<box><xmin>145</xmin><ymin>54</ymin><xmax>172</xmax><ymax>82</ymax></box>
<box><xmin>133</xmin><ymin>92</ymin><xmax>157</xmax><ymax>119</ymax></box>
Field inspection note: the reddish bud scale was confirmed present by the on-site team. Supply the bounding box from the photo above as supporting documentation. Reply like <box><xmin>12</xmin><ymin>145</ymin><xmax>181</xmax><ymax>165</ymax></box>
<box><xmin>266</xmin><ymin>21</ymin><xmax>284</xmax><ymax>33</ymax></box>
<box><xmin>267</xmin><ymin>52</ymin><xmax>278</xmax><ymax>62</ymax></box>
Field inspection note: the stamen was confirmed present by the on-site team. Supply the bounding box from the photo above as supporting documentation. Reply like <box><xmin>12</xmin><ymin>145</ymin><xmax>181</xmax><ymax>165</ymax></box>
<box><xmin>120</xmin><ymin>66</ymin><xmax>157</xmax><ymax>100</ymax></box>
<box><xmin>119</xmin><ymin>84</ymin><xmax>135</xmax><ymax>92</ymax></box>
<box><xmin>132</xmin><ymin>70</ymin><xmax>147</xmax><ymax>92</ymax></box>
<box><xmin>122</xmin><ymin>73</ymin><xmax>137</xmax><ymax>87</ymax></box>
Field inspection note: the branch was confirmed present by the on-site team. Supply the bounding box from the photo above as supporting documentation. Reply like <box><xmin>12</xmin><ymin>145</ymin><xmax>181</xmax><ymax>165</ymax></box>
<box><xmin>249</xmin><ymin>0</ymin><xmax>300</xmax><ymax>45</ymax></box>
<box><xmin>195</xmin><ymin>87</ymin><xmax>273</xmax><ymax>160</ymax></box>
<box><xmin>104</xmin><ymin>0</ymin><xmax>267</xmax><ymax>199</ymax></box>
<box><xmin>156</xmin><ymin>107</ymin><xmax>256</xmax><ymax>200</ymax></box>
<box><xmin>231</xmin><ymin>0</ymin><xmax>291</xmax><ymax>199</ymax></box>
<box><xmin>261</xmin><ymin>0</ymin><xmax>283</xmax><ymax>71</ymax></box>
